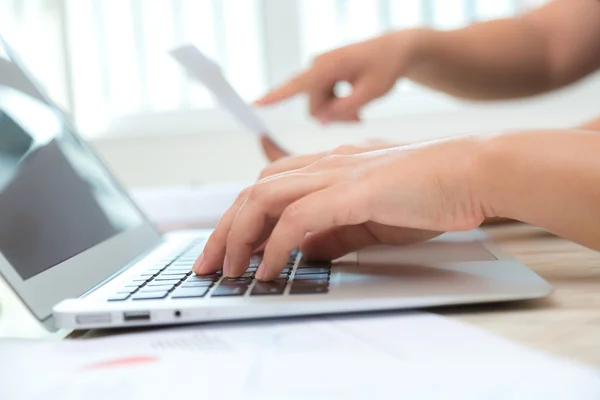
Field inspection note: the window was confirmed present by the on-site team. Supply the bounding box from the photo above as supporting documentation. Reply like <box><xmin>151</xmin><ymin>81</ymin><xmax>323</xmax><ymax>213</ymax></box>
<box><xmin>0</xmin><ymin>0</ymin><xmax>547</xmax><ymax>137</ymax></box>
<box><xmin>62</xmin><ymin>0</ymin><xmax>266</xmax><ymax>134</ymax></box>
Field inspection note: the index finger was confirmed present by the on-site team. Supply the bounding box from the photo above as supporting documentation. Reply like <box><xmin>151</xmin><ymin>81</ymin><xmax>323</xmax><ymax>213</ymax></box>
<box><xmin>257</xmin><ymin>183</ymin><xmax>369</xmax><ymax>281</ymax></box>
<box><xmin>254</xmin><ymin>71</ymin><xmax>310</xmax><ymax>106</ymax></box>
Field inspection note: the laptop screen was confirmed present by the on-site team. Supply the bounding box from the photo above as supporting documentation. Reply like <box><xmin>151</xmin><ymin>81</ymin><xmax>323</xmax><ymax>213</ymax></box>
<box><xmin>0</xmin><ymin>40</ymin><xmax>145</xmax><ymax>281</ymax></box>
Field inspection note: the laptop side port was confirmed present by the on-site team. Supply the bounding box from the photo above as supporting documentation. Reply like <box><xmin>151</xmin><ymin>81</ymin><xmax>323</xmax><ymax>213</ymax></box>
<box><xmin>123</xmin><ymin>311</ymin><xmax>151</xmax><ymax>322</ymax></box>
<box><xmin>76</xmin><ymin>314</ymin><xmax>112</xmax><ymax>325</ymax></box>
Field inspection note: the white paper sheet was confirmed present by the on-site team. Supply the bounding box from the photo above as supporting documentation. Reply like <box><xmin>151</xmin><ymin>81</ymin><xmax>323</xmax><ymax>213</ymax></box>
<box><xmin>169</xmin><ymin>44</ymin><xmax>269</xmax><ymax>136</ymax></box>
<box><xmin>1</xmin><ymin>312</ymin><xmax>599</xmax><ymax>399</ymax></box>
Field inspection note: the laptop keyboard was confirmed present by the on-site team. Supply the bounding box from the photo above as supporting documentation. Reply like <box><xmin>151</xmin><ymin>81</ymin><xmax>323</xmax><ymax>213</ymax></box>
<box><xmin>108</xmin><ymin>240</ymin><xmax>331</xmax><ymax>302</ymax></box>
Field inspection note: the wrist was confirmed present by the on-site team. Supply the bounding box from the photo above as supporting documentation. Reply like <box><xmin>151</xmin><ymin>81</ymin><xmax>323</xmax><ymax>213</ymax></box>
<box><xmin>470</xmin><ymin>132</ymin><xmax>519</xmax><ymax>221</ymax></box>
<box><xmin>388</xmin><ymin>28</ymin><xmax>439</xmax><ymax>77</ymax></box>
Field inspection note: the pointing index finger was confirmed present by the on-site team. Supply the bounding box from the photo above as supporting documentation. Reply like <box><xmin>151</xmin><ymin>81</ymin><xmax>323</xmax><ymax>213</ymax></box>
<box><xmin>254</xmin><ymin>71</ymin><xmax>310</xmax><ymax>106</ymax></box>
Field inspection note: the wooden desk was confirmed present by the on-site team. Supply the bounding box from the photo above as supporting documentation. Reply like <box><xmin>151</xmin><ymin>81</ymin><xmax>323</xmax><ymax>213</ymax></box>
<box><xmin>1</xmin><ymin>223</ymin><xmax>599</xmax><ymax>366</ymax></box>
<box><xmin>438</xmin><ymin>223</ymin><xmax>600</xmax><ymax>367</ymax></box>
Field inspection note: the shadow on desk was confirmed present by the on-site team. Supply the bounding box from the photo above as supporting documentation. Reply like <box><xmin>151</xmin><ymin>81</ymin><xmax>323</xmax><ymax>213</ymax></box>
<box><xmin>430</xmin><ymin>296</ymin><xmax>555</xmax><ymax>316</ymax></box>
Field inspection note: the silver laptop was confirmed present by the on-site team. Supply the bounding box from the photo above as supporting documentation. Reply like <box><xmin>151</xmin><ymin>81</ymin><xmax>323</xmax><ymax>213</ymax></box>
<box><xmin>0</xmin><ymin>36</ymin><xmax>553</xmax><ymax>331</ymax></box>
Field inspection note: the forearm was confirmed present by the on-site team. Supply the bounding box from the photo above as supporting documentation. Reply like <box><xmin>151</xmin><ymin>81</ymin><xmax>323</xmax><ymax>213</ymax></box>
<box><xmin>401</xmin><ymin>0</ymin><xmax>600</xmax><ymax>101</ymax></box>
<box><xmin>478</xmin><ymin>130</ymin><xmax>600</xmax><ymax>250</ymax></box>
<box><xmin>403</xmin><ymin>18</ymin><xmax>552</xmax><ymax>100</ymax></box>
<box><xmin>578</xmin><ymin>115</ymin><xmax>600</xmax><ymax>131</ymax></box>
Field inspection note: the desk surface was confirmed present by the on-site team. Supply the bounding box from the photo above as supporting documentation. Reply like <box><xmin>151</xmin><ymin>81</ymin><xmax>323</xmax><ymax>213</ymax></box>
<box><xmin>1</xmin><ymin>223</ymin><xmax>599</xmax><ymax>365</ymax></box>
<box><xmin>439</xmin><ymin>223</ymin><xmax>600</xmax><ymax>367</ymax></box>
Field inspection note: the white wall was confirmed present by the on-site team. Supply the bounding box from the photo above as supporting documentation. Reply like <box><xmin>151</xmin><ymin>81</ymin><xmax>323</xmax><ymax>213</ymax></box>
<box><xmin>90</xmin><ymin>72</ymin><xmax>600</xmax><ymax>189</ymax></box>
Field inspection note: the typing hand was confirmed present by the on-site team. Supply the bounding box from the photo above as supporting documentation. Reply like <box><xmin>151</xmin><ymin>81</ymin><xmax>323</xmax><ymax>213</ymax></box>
<box><xmin>254</xmin><ymin>32</ymin><xmax>413</xmax><ymax>123</ymax></box>
<box><xmin>259</xmin><ymin>139</ymin><xmax>514</xmax><ymax>226</ymax></box>
<box><xmin>194</xmin><ymin>136</ymin><xmax>488</xmax><ymax>281</ymax></box>
<box><xmin>259</xmin><ymin>140</ymin><xmax>397</xmax><ymax>177</ymax></box>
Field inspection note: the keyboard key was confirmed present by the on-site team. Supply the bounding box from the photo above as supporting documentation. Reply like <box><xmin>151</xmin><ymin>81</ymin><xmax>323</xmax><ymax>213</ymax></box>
<box><xmin>292</xmin><ymin>273</ymin><xmax>329</xmax><ymax>281</ymax></box>
<box><xmin>251</xmin><ymin>281</ymin><xmax>287</xmax><ymax>296</ymax></box>
<box><xmin>171</xmin><ymin>265</ymin><xmax>191</xmax><ymax>270</ymax></box>
<box><xmin>171</xmin><ymin>287</ymin><xmax>210</xmax><ymax>299</ymax></box>
<box><xmin>277</xmin><ymin>273</ymin><xmax>290</xmax><ymax>280</ymax></box>
<box><xmin>167</xmin><ymin>262</ymin><xmax>193</xmax><ymax>267</ymax></box>
<box><xmin>171</xmin><ymin>259</ymin><xmax>195</xmax><ymax>265</ymax></box>
<box><xmin>291</xmin><ymin>278</ymin><xmax>328</xmax><ymax>286</ymax></box>
<box><xmin>108</xmin><ymin>293</ymin><xmax>131</xmax><ymax>301</ymax></box>
<box><xmin>180</xmin><ymin>281</ymin><xmax>214</xmax><ymax>288</ymax></box>
<box><xmin>212</xmin><ymin>284</ymin><xmax>249</xmax><ymax>297</ymax></box>
<box><xmin>290</xmin><ymin>282</ymin><xmax>328</xmax><ymax>295</ymax></box>
<box><xmin>139</xmin><ymin>285</ymin><xmax>176</xmax><ymax>293</ymax></box>
<box><xmin>170</xmin><ymin>265</ymin><xmax>195</xmax><ymax>270</ymax></box>
<box><xmin>186</xmin><ymin>274</ymin><xmax>220</xmax><ymax>282</ymax></box>
<box><xmin>222</xmin><ymin>277</ymin><xmax>252</xmax><ymax>285</ymax></box>
<box><xmin>155</xmin><ymin>275</ymin><xmax>187</xmax><ymax>281</ymax></box>
<box><xmin>294</xmin><ymin>267</ymin><xmax>330</xmax><ymax>276</ymax></box>
<box><xmin>296</xmin><ymin>261</ymin><xmax>330</xmax><ymax>269</ymax></box>
<box><xmin>161</xmin><ymin>271</ymin><xmax>192</xmax><ymax>276</ymax></box>
<box><xmin>132</xmin><ymin>291</ymin><xmax>169</xmax><ymax>300</ymax></box>
<box><xmin>240</xmin><ymin>272</ymin><xmax>255</xmax><ymax>278</ymax></box>
<box><xmin>159</xmin><ymin>270</ymin><xmax>189</xmax><ymax>275</ymax></box>
<box><xmin>117</xmin><ymin>287</ymin><xmax>138</xmax><ymax>294</ymax></box>
<box><xmin>148</xmin><ymin>279</ymin><xmax>180</xmax><ymax>286</ymax></box>
<box><xmin>129</xmin><ymin>281</ymin><xmax>150</xmax><ymax>287</ymax></box>
<box><xmin>163</xmin><ymin>268</ymin><xmax>192</xmax><ymax>274</ymax></box>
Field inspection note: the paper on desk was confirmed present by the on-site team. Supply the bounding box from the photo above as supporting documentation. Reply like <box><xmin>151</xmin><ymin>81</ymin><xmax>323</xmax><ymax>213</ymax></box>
<box><xmin>1</xmin><ymin>312</ymin><xmax>600</xmax><ymax>400</ymax></box>
<box><xmin>170</xmin><ymin>44</ymin><xmax>268</xmax><ymax>136</ymax></box>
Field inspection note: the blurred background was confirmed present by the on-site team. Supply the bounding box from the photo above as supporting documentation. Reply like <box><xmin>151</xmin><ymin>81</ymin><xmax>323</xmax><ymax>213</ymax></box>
<box><xmin>1</xmin><ymin>0</ymin><xmax>599</xmax><ymax>188</ymax></box>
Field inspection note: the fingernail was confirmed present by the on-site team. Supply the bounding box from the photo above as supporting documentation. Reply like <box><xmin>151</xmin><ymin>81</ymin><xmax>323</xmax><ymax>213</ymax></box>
<box><xmin>319</xmin><ymin>116</ymin><xmax>330</xmax><ymax>125</ymax></box>
<box><xmin>223</xmin><ymin>255</ymin><xmax>231</xmax><ymax>277</ymax></box>
<box><xmin>193</xmin><ymin>253</ymin><xmax>205</xmax><ymax>274</ymax></box>
<box><xmin>255</xmin><ymin>262</ymin><xmax>266</xmax><ymax>281</ymax></box>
